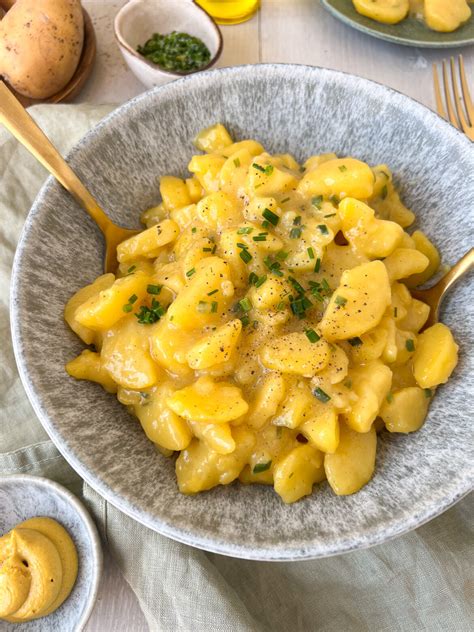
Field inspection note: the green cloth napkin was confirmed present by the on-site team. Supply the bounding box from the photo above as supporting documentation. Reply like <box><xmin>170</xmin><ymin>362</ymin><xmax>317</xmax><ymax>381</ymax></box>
<box><xmin>1</xmin><ymin>104</ymin><xmax>472</xmax><ymax>632</ymax></box>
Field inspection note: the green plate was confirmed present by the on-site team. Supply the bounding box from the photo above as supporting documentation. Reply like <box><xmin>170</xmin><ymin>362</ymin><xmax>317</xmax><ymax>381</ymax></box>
<box><xmin>321</xmin><ymin>0</ymin><xmax>474</xmax><ymax>48</ymax></box>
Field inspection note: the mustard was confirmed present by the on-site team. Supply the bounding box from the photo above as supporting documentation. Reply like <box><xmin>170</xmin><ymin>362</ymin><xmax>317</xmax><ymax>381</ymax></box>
<box><xmin>0</xmin><ymin>517</ymin><xmax>78</xmax><ymax>623</ymax></box>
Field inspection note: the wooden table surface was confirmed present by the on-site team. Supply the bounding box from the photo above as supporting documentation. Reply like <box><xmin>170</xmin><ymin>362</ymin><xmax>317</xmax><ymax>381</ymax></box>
<box><xmin>78</xmin><ymin>2</ymin><xmax>473</xmax><ymax>630</ymax></box>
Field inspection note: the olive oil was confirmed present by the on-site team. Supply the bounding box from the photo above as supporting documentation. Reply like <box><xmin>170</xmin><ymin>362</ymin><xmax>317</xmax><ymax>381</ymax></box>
<box><xmin>196</xmin><ymin>0</ymin><xmax>260</xmax><ymax>25</ymax></box>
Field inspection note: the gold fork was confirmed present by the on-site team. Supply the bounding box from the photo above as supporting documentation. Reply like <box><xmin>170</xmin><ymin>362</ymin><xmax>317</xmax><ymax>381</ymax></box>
<box><xmin>433</xmin><ymin>55</ymin><xmax>474</xmax><ymax>141</ymax></box>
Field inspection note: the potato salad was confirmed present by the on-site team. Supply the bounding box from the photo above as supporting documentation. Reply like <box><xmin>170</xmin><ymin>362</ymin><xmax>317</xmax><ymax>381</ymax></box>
<box><xmin>65</xmin><ymin>124</ymin><xmax>458</xmax><ymax>503</ymax></box>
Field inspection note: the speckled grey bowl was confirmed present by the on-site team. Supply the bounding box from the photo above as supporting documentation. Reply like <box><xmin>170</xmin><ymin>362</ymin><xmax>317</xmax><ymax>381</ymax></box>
<box><xmin>11</xmin><ymin>65</ymin><xmax>474</xmax><ymax>561</ymax></box>
<box><xmin>0</xmin><ymin>475</ymin><xmax>102</xmax><ymax>630</ymax></box>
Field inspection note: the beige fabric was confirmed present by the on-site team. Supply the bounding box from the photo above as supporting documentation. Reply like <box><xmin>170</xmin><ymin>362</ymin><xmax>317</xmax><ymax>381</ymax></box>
<box><xmin>0</xmin><ymin>104</ymin><xmax>472</xmax><ymax>632</ymax></box>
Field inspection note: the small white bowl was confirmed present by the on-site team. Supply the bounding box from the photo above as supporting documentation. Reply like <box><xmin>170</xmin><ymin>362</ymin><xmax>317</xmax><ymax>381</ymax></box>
<box><xmin>0</xmin><ymin>475</ymin><xmax>102</xmax><ymax>631</ymax></box>
<box><xmin>114</xmin><ymin>0</ymin><xmax>223</xmax><ymax>89</ymax></box>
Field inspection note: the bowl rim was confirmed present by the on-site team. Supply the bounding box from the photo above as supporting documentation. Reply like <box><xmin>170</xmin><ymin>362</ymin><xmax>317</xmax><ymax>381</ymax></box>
<box><xmin>10</xmin><ymin>63</ymin><xmax>474</xmax><ymax>561</ymax></box>
<box><xmin>114</xmin><ymin>0</ymin><xmax>223</xmax><ymax>78</ymax></box>
<box><xmin>0</xmin><ymin>474</ymin><xmax>103</xmax><ymax>629</ymax></box>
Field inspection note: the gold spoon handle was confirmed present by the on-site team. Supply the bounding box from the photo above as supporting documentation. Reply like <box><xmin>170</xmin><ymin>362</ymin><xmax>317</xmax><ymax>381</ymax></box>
<box><xmin>0</xmin><ymin>81</ymin><xmax>111</xmax><ymax>236</ymax></box>
<box><xmin>437</xmin><ymin>248</ymin><xmax>474</xmax><ymax>297</ymax></box>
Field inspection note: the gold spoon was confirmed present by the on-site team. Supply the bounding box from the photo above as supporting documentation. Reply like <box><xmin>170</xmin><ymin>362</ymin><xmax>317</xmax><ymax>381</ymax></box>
<box><xmin>411</xmin><ymin>248</ymin><xmax>474</xmax><ymax>330</ymax></box>
<box><xmin>0</xmin><ymin>81</ymin><xmax>138</xmax><ymax>272</ymax></box>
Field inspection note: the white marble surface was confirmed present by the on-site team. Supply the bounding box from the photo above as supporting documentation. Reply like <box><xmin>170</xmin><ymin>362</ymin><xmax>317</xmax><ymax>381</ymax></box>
<box><xmin>78</xmin><ymin>2</ymin><xmax>473</xmax><ymax>630</ymax></box>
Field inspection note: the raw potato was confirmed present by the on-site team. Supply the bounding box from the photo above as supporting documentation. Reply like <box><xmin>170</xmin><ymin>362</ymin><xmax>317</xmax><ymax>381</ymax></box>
<box><xmin>352</xmin><ymin>0</ymin><xmax>409</xmax><ymax>24</ymax></box>
<box><xmin>0</xmin><ymin>0</ymin><xmax>84</xmax><ymax>99</ymax></box>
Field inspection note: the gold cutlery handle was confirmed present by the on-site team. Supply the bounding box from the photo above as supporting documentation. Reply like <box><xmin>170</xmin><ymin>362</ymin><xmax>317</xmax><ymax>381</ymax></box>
<box><xmin>0</xmin><ymin>81</ymin><xmax>111</xmax><ymax>236</ymax></box>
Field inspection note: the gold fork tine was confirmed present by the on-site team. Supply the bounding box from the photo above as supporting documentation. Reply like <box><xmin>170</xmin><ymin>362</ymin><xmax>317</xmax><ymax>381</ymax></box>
<box><xmin>458</xmin><ymin>55</ymin><xmax>473</xmax><ymax>127</ymax></box>
<box><xmin>442</xmin><ymin>59</ymin><xmax>460</xmax><ymax>129</ymax></box>
<box><xmin>450</xmin><ymin>57</ymin><xmax>471</xmax><ymax>135</ymax></box>
<box><xmin>433</xmin><ymin>63</ymin><xmax>447</xmax><ymax>120</ymax></box>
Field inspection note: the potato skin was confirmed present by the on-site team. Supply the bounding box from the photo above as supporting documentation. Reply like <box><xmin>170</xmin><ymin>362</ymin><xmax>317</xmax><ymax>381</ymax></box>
<box><xmin>0</xmin><ymin>0</ymin><xmax>84</xmax><ymax>99</ymax></box>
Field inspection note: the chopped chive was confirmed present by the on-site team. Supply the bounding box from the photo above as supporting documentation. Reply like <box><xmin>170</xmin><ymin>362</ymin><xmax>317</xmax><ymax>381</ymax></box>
<box><xmin>381</xmin><ymin>184</ymin><xmax>388</xmax><ymax>200</ymax></box>
<box><xmin>191</xmin><ymin>227</ymin><xmax>197</xmax><ymax>233</ymax></box>
<box><xmin>406</xmin><ymin>339</ymin><xmax>415</xmax><ymax>352</ymax></box>
<box><xmin>248</xmin><ymin>272</ymin><xmax>259</xmax><ymax>286</ymax></box>
<box><xmin>127</xmin><ymin>265</ymin><xmax>136</xmax><ymax>274</ymax></box>
<box><xmin>237</xmin><ymin>226</ymin><xmax>253</xmax><ymax>234</ymax></box>
<box><xmin>288</xmin><ymin>276</ymin><xmax>305</xmax><ymax>295</ymax></box>
<box><xmin>122</xmin><ymin>303</ymin><xmax>133</xmax><ymax>313</ymax></box>
<box><xmin>211</xmin><ymin>244</ymin><xmax>217</xmax><ymax>254</ymax></box>
<box><xmin>329</xmin><ymin>195</ymin><xmax>339</xmax><ymax>205</ymax></box>
<box><xmin>240</xmin><ymin>314</ymin><xmax>250</xmax><ymax>327</ymax></box>
<box><xmin>211</xmin><ymin>301</ymin><xmax>218</xmax><ymax>313</ymax></box>
<box><xmin>339</xmin><ymin>165</ymin><xmax>347</xmax><ymax>172</ymax></box>
<box><xmin>207</xmin><ymin>289</ymin><xmax>218</xmax><ymax>296</ymax></box>
<box><xmin>264</xmin><ymin>165</ymin><xmax>274</xmax><ymax>176</ymax></box>
<box><xmin>276</xmin><ymin>301</ymin><xmax>286</xmax><ymax>311</ymax></box>
<box><xmin>424</xmin><ymin>388</ymin><xmax>432</xmax><ymax>398</ymax></box>
<box><xmin>307</xmin><ymin>247</ymin><xmax>315</xmax><ymax>259</ymax></box>
<box><xmin>335</xmin><ymin>295</ymin><xmax>347</xmax><ymax>306</ymax></box>
<box><xmin>276</xmin><ymin>250</ymin><xmax>289</xmax><ymax>261</ymax></box>
<box><xmin>239</xmin><ymin>249</ymin><xmax>252</xmax><ymax>264</ymax></box>
<box><xmin>305</xmin><ymin>328</ymin><xmax>320</xmax><ymax>343</ymax></box>
<box><xmin>314</xmin><ymin>257</ymin><xmax>321</xmax><ymax>273</ymax></box>
<box><xmin>348</xmin><ymin>337</ymin><xmax>363</xmax><ymax>347</ymax></box>
<box><xmin>186</xmin><ymin>268</ymin><xmax>196</xmax><ymax>278</ymax></box>
<box><xmin>253</xmin><ymin>460</ymin><xmax>272</xmax><ymax>474</ymax></box>
<box><xmin>312</xmin><ymin>195</ymin><xmax>323</xmax><ymax>208</ymax></box>
<box><xmin>313</xmin><ymin>387</ymin><xmax>331</xmax><ymax>403</ymax></box>
<box><xmin>290</xmin><ymin>227</ymin><xmax>302</xmax><ymax>239</ymax></box>
<box><xmin>239</xmin><ymin>297</ymin><xmax>252</xmax><ymax>312</ymax></box>
<box><xmin>255</xmin><ymin>275</ymin><xmax>267</xmax><ymax>288</ymax></box>
<box><xmin>233</xmin><ymin>157</ymin><xmax>241</xmax><ymax>168</ymax></box>
<box><xmin>261</xmin><ymin>220</ymin><xmax>270</xmax><ymax>229</ymax></box>
<box><xmin>386</xmin><ymin>392</ymin><xmax>394</xmax><ymax>403</ymax></box>
<box><xmin>293</xmin><ymin>216</ymin><xmax>302</xmax><ymax>226</ymax></box>
<box><xmin>236</xmin><ymin>242</ymin><xmax>248</xmax><ymax>249</ymax></box>
<box><xmin>252</xmin><ymin>163</ymin><xmax>265</xmax><ymax>173</ymax></box>
<box><xmin>203</xmin><ymin>247</ymin><xmax>213</xmax><ymax>252</ymax></box>
<box><xmin>281</xmin><ymin>197</ymin><xmax>290</xmax><ymax>203</ymax></box>
<box><xmin>147</xmin><ymin>284</ymin><xmax>162</xmax><ymax>295</ymax></box>
<box><xmin>324</xmin><ymin>213</ymin><xmax>336</xmax><ymax>218</ymax></box>
<box><xmin>321</xmin><ymin>278</ymin><xmax>330</xmax><ymax>292</ymax></box>
<box><xmin>128</xmin><ymin>294</ymin><xmax>138</xmax><ymax>304</ymax></box>
<box><xmin>318</xmin><ymin>224</ymin><xmax>329</xmax><ymax>235</ymax></box>
<box><xmin>262</xmin><ymin>208</ymin><xmax>279</xmax><ymax>226</ymax></box>
<box><xmin>253</xmin><ymin>234</ymin><xmax>267</xmax><ymax>242</ymax></box>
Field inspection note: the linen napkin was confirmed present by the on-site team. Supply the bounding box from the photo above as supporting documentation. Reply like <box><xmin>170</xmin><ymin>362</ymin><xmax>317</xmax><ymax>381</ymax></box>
<box><xmin>0</xmin><ymin>104</ymin><xmax>472</xmax><ymax>632</ymax></box>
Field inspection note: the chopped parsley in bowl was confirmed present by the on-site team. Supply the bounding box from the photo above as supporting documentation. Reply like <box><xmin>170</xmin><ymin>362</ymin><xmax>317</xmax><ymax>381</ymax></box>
<box><xmin>137</xmin><ymin>31</ymin><xmax>211</xmax><ymax>73</ymax></box>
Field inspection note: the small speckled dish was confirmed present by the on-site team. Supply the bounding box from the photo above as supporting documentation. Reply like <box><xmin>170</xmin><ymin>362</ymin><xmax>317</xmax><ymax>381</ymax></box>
<box><xmin>10</xmin><ymin>64</ymin><xmax>474</xmax><ymax>561</ymax></box>
<box><xmin>114</xmin><ymin>0</ymin><xmax>223</xmax><ymax>89</ymax></box>
<box><xmin>0</xmin><ymin>475</ymin><xmax>102</xmax><ymax>631</ymax></box>
<box><xmin>321</xmin><ymin>0</ymin><xmax>474</xmax><ymax>48</ymax></box>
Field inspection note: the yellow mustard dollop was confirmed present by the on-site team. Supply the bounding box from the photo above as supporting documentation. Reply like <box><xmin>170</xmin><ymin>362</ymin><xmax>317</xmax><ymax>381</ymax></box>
<box><xmin>0</xmin><ymin>517</ymin><xmax>78</xmax><ymax>623</ymax></box>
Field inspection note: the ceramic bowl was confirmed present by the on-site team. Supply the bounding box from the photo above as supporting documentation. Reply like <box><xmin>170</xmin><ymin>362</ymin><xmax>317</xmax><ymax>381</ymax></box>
<box><xmin>0</xmin><ymin>475</ymin><xmax>102</xmax><ymax>630</ymax></box>
<box><xmin>114</xmin><ymin>0</ymin><xmax>223</xmax><ymax>89</ymax></box>
<box><xmin>11</xmin><ymin>64</ymin><xmax>474</xmax><ymax>561</ymax></box>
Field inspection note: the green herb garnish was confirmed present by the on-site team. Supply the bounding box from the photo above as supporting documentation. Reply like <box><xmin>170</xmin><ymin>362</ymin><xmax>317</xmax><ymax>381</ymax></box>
<box><xmin>233</xmin><ymin>157</ymin><xmax>241</xmax><ymax>168</ymax></box>
<box><xmin>147</xmin><ymin>284</ymin><xmax>162</xmax><ymax>295</ymax></box>
<box><xmin>313</xmin><ymin>387</ymin><xmax>331</xmax><ymax>403</ymax></box>
<box><xmin>406</xmin><ymin>339</ymin><xmax>415</xmax><ymax>352</ymax></box>
<box><xmin>186</xmin><ymin>268</ymin><xmax>196</xmax><ymax>278</ymax></box>
<box><xmin>237</xmin><ymin>226</ymin><xmax>253</xmax><ymax>234</ymax></box>
<box><xmin>239</xmin><ymin>297</ymin><xmax>252</xmax><ymax>312</ymax></box>
<box><xmin>335</xmin><ymin>295</ymin><xmax>347</xmax><ymax>306</ymax></box>
<box><xmin>312</xmin><ymin>195</ymin><xmax>323</xmax><ymax>208</ymax></box>
<box><xmin>307</xmin><ymin>247</ymin><xmax>315</xmax><ymax>259</ymax></box>
<box><xmin>137</xmin><ymin>31</ymin><xmax>211</xmax><ymax>73</ymax></box>
<box><xmin>262</xmin><ymin>208</ymin><xmax>279</xmax><ymax>226</ymax></box>
<box><xmin>318</xmin><ymin>224</ymin><xmax>329</xmax><ymax>235</ymax></box>
<box><xmin>239</xmin><ymin>248</ymin><xmax>252</xmax><ymax>264</ymax></box>
<box><xmin>348</xmin><ymin>337</ymin><xmax>363</xmax><ymax>347</ymax></box>
<box><xmin>314</xmin><ymin>257</ymin><xmax>321</xmax><ymax>273</ymax></box>
<box><xmin>253</xmin><ymin>461</ymin><xmax>272</xmax><ymax>474</ymax></box>
<box><xmin>305</xmin><ymin>329</ymin><xmax>320</xmax><ymax>343</ymax></box>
